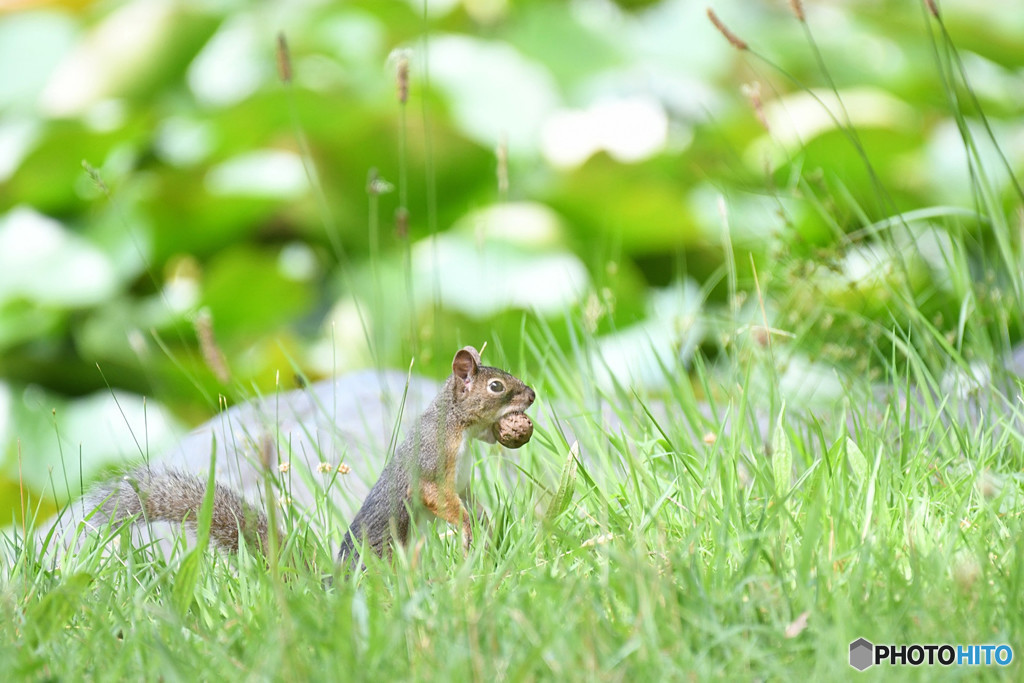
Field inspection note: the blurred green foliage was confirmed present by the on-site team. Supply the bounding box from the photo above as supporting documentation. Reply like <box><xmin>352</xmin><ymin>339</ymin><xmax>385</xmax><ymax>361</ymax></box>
<box><xmin>1</xmin><ymin>0</ymin><xmax>1022</xmax><ymax>519</ymax></box>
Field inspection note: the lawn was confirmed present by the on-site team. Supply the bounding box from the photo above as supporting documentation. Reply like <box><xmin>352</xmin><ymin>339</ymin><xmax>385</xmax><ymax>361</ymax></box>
<box><xmin>1</xmin><ymin>0</ymin><xmax>1023</xmax><ymax>680</ymax></box>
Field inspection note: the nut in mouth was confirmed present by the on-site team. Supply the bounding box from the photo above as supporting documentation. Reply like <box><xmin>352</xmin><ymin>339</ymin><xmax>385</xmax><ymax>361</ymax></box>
<box><xmin>492</xmin><ymin>411</ymin><xmax>534</xmax><ymax>449</ymax></box>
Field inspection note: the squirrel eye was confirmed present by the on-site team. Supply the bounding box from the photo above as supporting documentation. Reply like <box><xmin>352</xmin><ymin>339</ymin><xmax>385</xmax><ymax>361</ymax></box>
<box><xmin>488</xmin><ymin>380</ymin><xmax>505</xmax><ymax>393</ymax></box>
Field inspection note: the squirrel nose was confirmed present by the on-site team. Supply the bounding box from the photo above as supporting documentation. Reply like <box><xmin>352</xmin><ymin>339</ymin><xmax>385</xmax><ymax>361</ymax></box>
<box><xmin>524</xmin><ymin>387</ymin><xmax>536</xmax><ymax>406</ymax></box>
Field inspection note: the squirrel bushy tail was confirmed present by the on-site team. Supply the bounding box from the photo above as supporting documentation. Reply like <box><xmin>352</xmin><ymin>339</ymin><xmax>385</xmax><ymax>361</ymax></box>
<box><xmin>88</xmin><ymin>468</ymin><xmax>270</xmax><ymax>553</ymax></box>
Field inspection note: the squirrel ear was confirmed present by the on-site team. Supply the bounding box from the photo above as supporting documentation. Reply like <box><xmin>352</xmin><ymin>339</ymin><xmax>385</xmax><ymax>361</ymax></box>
<box><xmin>452</xmin><ymin>346</ymin><xmax>480</xmax><ymax>381</ymax></box>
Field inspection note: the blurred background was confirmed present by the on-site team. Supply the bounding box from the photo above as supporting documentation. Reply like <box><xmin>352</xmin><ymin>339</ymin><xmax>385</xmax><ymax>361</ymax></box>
<box><xmin>1</xmin><ymin>0</ymin><xmax>1022</xmax><ymax>521</ymax></box>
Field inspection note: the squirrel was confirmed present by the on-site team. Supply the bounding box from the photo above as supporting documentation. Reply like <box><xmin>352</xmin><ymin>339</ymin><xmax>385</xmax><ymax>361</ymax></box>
<box><xmin>85</xmin><ymin>346</ymin><xmax>536</xmax><ymax>569</ymax></box>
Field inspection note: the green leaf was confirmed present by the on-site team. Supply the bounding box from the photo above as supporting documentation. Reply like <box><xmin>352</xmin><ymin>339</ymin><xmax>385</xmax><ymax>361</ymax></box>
<box><xmin>772</xmin><ymin>403</ymin><xmax>792</xmax><ymax>498</ymax></box>
<box><xmin>172</xmin><ymin>549</ymin><xmax>202</xmax><ymax>618</ymax></box>
<box><xmin>26</xmin><ymin>572</ymin><xmax>93</xmax><ymax>646</ymax></box>
<box><xmin>172</xmin><ymin>434</ymin><xmax>217</xmax><ymax>617</ymax></box>
<box><xmin>846</xmin><ymin>437</ymin><xmax>868</xmax><ymax>486</ymax></box>
<box><xmin>200</xmin><ymin>246</ymin><xmax>313</xmax><ymax>335</ymax></box>
<box><xmin>195</xmin><ymin>433</ymin><xmax>218</xmax><ymax>552</ymax></box>
<box><xmin>545</xmin><ymin>441</ymin><xmax>579</xmax><ymax>522</ymax></box>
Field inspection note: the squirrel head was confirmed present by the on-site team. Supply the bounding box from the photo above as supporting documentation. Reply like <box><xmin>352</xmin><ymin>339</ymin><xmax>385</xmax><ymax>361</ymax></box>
<box><xmin>448</xmin><ymin>346</ymin><xmax>535</xmax><ymax>442</ymax></box>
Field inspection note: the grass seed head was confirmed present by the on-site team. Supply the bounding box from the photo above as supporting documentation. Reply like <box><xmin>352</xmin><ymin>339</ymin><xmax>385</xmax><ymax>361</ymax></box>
<box><xmin>707</xmin><ymin>8</ymin><xmax>748</xmax><ymax>51</ymax></box>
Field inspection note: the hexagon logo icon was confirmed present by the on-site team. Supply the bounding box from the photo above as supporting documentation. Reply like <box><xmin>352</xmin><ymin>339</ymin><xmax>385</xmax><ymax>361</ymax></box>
<box><xmin>849</xmin><ymin>638</ymin><xmax>874</xmax><ymax>671</ymax></box>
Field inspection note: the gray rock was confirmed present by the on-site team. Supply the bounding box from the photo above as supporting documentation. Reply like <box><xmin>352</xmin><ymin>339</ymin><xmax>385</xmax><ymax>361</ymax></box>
<box><xmin>45</xmin><ymin>369</ymin><xmax>439</xmax><ymax>557</ymax></box>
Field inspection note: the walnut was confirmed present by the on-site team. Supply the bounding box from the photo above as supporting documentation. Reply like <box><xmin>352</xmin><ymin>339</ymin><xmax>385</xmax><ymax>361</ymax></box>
<box><xmin>493</xmin><ymin>412</ymin><xmax>533</xmax><ymax>449</ymax></box>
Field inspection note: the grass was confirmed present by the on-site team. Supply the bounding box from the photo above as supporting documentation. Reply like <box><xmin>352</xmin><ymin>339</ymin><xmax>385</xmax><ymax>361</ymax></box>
<box><xmin>2</xmin><ymin>324</ymin><xmax>1022</xmax><ymax>679</ymax></box>
<box><xmin>3</xmin><ymin>2</ymin><xmax>1024</xmax><ymax>680</ymax></box>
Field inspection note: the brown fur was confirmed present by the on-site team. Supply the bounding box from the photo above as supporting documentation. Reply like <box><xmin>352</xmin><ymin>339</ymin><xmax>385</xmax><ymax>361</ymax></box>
<box><xmin>89</xmin><ymin>468</ymin><xmax>269</xmax><ymax>553</ymax></box>
<box><xmin>336</xmin><ymin>346</ymin><xmax>536</xmax><ymax>566</ymax></box>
